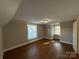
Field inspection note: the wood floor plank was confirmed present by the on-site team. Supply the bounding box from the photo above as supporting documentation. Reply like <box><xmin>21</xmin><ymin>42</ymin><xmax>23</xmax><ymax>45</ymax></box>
<box><xmin>3</xmin><ymin>39</ymin><xmax>79</xmax><ymax>59</ymax></box>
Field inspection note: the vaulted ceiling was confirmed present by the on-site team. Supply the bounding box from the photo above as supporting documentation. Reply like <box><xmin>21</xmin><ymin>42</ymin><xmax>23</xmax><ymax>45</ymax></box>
<box><xmin>0</xmin><ymin>0</ymin><xmax>22</xmax><ymax>26</ymax></box>
<box><xmin>0</xmin><ymin>0</ymin><xmax>79</xmax><ymax>25</ymax></box>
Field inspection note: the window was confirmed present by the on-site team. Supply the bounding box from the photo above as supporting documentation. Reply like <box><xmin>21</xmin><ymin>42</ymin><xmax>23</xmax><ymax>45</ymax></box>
<box><xmin>27</xmin><ymin>24</ymin><xmax>37</xmax><ymax>40</ymax></box>
<box><xmin>55</xmin><ymin>26</ymin><xmax>60</xmax><ymax>35</ymax></box>
<box><xmin>52</xmin><ymin>25</ymin><xmax>60</xmax><ymax>36</ymax></box>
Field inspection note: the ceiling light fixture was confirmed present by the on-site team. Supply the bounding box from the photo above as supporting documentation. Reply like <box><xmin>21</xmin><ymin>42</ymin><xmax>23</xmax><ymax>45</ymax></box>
<box><xmin>42</xmin><ymin>18</ymin><xmax>49</xmax><ymax>23</ymax></box>
<box><xmin>43</xmin><ymin>20</ymin><xmax>48</xmax><ymax>23</ymax></box>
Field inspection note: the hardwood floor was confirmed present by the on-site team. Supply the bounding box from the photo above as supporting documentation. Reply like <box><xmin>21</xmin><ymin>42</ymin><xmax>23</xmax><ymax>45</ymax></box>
<box><xmin>3</xmin><ymin>39</ymin><xmax>79</xmax><ymax>59</ymax></box>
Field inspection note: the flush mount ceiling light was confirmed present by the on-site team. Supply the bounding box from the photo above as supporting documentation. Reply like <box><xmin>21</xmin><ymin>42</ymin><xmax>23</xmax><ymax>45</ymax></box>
<box><xmin>43</xmin><ymin>20</ymin><xmax>48</xmax><ymax>23</ymax></box>
<box><xmin>42</xmin><ymin>18</ymin><xmax>49</xmax><ymax>23</ymax></box>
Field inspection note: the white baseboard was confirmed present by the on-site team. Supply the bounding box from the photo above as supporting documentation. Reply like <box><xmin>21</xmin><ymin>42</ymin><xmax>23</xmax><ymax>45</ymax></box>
<box><xmin>0</xmin><ymin>53</ymin><xmax>4</xmax><ymax>59</ymax></box>
<box><xmin>73</xmin><ymin>47</ymin><xmax>77</xmax><ymax>54</ymax></box>
<box><xmin>3</xmin><ymin>38</ymin><xmax>42</xmax><ymax>52</ymax></box>
<box><xmin>61</xmin><ymin>40</ymin><xmax>72</xmax><ymax>45</ymax></box>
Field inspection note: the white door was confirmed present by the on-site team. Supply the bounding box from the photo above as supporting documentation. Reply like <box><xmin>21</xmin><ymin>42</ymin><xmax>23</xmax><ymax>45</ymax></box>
<box><xmin>73</xmin><ymin>21</ymin><xmax>78</xmax><ymax>53</ymax></box>
<box><xmin>77</xmin><ymin>22</ymin><xmax>79</xmax><ymax>54</ymax></box>
<box><xmin>0</xmin><ymin>27</ymin><xmax>2</xmax><ymax>59</ymax></box>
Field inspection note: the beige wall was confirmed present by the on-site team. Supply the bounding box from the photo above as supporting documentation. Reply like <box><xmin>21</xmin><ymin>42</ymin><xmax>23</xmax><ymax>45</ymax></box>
<box><xmin>0</xmin><ymin>26</ymin><xmax>3</xmax><ymax>59</ymax></box>
<box><xmin>3</xmin><ymin>20</ymin><xmax>44</xmax><ymax>50</ymax></box>
<box><xmin>42</xmin><ymin>22</ymin><xmax>73</xmax><ymax>43</ymax></box>
<box><xmin>60</xmin><ymin>22</ymin><xmax>73</xmax><ymax>43</ymax></box>
<box><xmin>3</xmin><ymin>19</ymin><xmax>73</xmax><ymax>51</ymax></box>
<box><xmin>3</xmin><ymin>20</ymin><xmax>27</xmax><ymax>50</ymax></box>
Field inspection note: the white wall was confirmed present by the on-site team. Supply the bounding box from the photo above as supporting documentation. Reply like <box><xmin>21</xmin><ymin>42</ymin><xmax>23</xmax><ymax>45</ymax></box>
<box><xmin>60</xmin><ymin>22</ymin><xmax>73</xmax><ymax>44</ymax></box>
<box><xmin>0</xmin><ymin>26</ymin><xmax>3</xmax><ymax>59</ymax></box>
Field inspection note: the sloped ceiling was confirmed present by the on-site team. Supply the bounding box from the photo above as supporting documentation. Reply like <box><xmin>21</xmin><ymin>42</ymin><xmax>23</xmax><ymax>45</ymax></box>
<box><xmin>15</xmin><ymin>0</ymin><xmax>79</xmax><ymax>24</ymax></box>
<box><xmin>1</xmin><ymin>0</ymin><xmax>79</xmax><ymax>25</ymax></box>
<box><xmin>0</xmin><ymin>0</ymin><xmax>22</xmax><ymax>26</ymax></box>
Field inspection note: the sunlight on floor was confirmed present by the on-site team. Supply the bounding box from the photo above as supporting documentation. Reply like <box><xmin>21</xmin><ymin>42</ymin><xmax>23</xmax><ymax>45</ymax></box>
<box><xmin>50</xmin><ymin>41</ymin><xmax>55</xmax><ymax>43</ymax></box>
<box><xmin>42</xmin><ymin>41</ymin><xmax>55</xmax><ymax>45</ymax></box>
<box><xmin>42</xmin><ymin>42</ymin><xmax>50</xmax><ymax>45</ymax></box>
